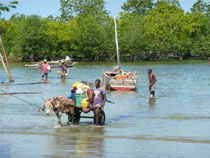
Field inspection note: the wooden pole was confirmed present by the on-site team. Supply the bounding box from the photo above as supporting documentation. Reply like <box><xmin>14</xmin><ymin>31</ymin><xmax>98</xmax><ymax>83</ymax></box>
<box><xmin>114</xmin><ymin>16</ymin><xmax>120</xmax><ymax>70</ymax></box>
<box><xmin>0</xmin><ymin>53</ymin><xmax>13</xmax><ymax>82</ymax></box>
<box><xmin>0</xmin><ymin>35</ymin><xmax>14</xmax><ymax>82</ymax></box>
<box><xmin>101</xmin><ymin>69</ymin><xmax>105</xmax><ymax>89</ymax></box>
<box><xmin>0</xmin><ymin>35</ymin><xmax>9</xmax><ymax>69</ymax></box>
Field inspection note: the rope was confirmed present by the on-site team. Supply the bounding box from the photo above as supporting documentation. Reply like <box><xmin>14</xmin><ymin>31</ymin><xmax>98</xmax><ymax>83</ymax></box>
<box><xmin>0</xmin><ymin>89</ymin><xmax>42</xmax><ymax>109</ymax></box>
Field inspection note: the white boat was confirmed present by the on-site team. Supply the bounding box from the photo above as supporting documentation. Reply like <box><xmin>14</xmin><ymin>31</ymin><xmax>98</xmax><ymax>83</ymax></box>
<box><xmin>25</xmin><ymin>64</ymin><xmax>40</xmax><ymax>67</ymax></box>
<box><xmin>103</xmin><ymin>16</ymin><xmax>138</xmax><ymax>91</ymax></box>
<box><xmin>104</xmin><ymin>70</ymin><xmax>138</xmax><ymax>91</ymax></box>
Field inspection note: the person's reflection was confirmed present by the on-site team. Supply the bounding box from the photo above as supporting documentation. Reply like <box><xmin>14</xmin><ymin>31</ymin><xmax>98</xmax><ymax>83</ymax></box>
<box><xmin>149</xmin><ymin>97</ymin><xmax>156</xmax><ymax>111</ymax></box>
<box><xmin>46</xmin><ymin>126</ymin><xmax>105</xmax><ymax>157</ymax></box>
<box><xmin>60</xmin><ymin>79</ymin><xmax>67</xmax><ymax>84</ymax></box>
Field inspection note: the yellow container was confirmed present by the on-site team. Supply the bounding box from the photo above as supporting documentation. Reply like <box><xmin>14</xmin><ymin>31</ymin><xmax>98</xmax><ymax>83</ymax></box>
<box><xmin>77</xmin><ymin>83</ymin><xmax>84</xmax><ymax>89</ymax></box>
<box><xmin>72</xmin><ymin>82</ymin><xmax>80</xmax><ymax>88</ymax></box>
<box><xmin>81</xmin><ymin>98</ymin><xmax>88</xmax><ymax>108</ymax></box>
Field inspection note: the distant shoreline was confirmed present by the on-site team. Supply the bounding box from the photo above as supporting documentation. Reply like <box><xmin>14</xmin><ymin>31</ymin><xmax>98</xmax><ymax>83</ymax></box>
<box><xmin>0</xmin><ymin>59</ymin><xmax>209</xmax><ymax>68</ymax></box>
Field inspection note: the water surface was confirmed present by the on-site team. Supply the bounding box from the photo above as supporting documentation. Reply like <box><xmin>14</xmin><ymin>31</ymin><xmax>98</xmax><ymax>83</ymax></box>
<box><xmin>0</xmin><ymin>62</ymin><xmax>210</xmax><ymax>158</ymax></box>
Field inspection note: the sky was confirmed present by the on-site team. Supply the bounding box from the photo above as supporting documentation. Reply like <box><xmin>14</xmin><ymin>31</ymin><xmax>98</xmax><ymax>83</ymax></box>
<box><xmin>1</xmin><ymin>0</ymin><xmax>210</xmax><ymax>20</ymax></box>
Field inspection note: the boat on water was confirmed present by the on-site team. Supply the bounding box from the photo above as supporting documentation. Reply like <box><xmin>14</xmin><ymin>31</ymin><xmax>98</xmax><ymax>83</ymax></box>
<box><xmin>25</xmin><ymin>63</ymin><xmax>40</xmax><ymax>67</ymax></box>
<box><xmin>25</xmin><ymin>60</ymin><xmax>78</xmax><ymax>68</ymax></box>
<box><xmin>104</xmin><ymin>69</ymin><xmax>138</xmax><ymax>91</ymax></box>
<box><xmin>103</xmin><ymin>16</ymin><xmax>138</xmax><ymax>91</ymax></box>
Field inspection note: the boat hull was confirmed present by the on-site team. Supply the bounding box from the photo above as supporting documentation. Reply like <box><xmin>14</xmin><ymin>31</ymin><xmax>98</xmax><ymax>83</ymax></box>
<box><xmin>104</xmin><ymin>72</ymin><xmax>138</xmax><ymax>91</ymax></box>
<box><xmin>111</xmin><ymin>86</ymin><xmax>136</xmax><ymax>91</ymax></box>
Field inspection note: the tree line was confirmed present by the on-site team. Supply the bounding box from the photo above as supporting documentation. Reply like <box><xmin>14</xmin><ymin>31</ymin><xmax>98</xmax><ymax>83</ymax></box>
<box><xmin>0</xmin><ymin>0</ymin><xmax>210</xmax><ymax>62</ymax></box>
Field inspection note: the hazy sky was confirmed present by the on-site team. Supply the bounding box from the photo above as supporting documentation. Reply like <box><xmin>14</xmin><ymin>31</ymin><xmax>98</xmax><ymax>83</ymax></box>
<box><xmin>1</xmin><ymin>0</ymin><xmax>210</xmax><ymax>19</ymax></box>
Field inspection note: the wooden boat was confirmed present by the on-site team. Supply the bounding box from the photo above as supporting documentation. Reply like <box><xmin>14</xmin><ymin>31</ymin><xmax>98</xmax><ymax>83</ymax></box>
<box><xmin>50</xmin><ymin>62</ymin><xmax>78</xmax><ymax>68</ymax></box>
<box><xmin>104</xmin><ymin>70</ymin><xmax>138</xmax><ymax>91</ymax></box>
<box><xmin>25</xmin><ymin>64</ymin><xmax>40</xmax><ymax>67</ymax></box>
<box><xmin>103</xmin><ymin>16</ymin><xmax>138</xmax><ymax>91</ymax></box>
<box><xmin>25</xmin><ymin>61</ymin><xmax>78</xmax><ymax>68</ymax></box>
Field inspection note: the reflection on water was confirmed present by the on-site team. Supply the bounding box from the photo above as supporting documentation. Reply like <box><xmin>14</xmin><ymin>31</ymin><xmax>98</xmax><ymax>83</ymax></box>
<box><xmin>60</xmin><ymin>79</ymin><xmax>67</xmax><ymax>84</ymax></box>
<box><xmin>1</xmin><ymin>62</ymin><xmax>210</xmax><ymax>158</ymax></box>
<box><xmin>44</xmin><ymin>127</ymin><xmax>105</xmax><ymax>158</ymax></box>
<box><xmin>149</xmin><ymin>98</ymin><xmax>156</xmax><ymax>111</ymax></box>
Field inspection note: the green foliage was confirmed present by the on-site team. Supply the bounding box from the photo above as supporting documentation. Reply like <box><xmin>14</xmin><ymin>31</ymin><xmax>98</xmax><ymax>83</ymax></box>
<box><xmin>0</xmin><ymin>14</ymin><xmax>52</xmax><ymax>61</ymax></box>
<box><xmin>145</xmin><ymin>1</ymin><xmax>186</xmax><ymax>59</ymax></box>
<box><xmin>72</xmin><ymin>15</ymin><xmax>114</xmax><ymax>61</ymax></box>
<box><xmin>118</xmin><ymin>13</ymin><xmax>145</xmax><ymax>61</ymax></box>
<box><xmin>46</xmin><ymin>20</ymin><xmax>76</xmax><ymax>58</ymax></box>
<box><xmin>122</xmin><ymin>0</ymin><xmax>154</xmax><ymax>15</ymax></box>
<box><xmin>157</xmin><ymin>0</ymin><xmax>181</xmax><ymax>8</ymax></box>
<box><xmin>60</xmin><ymin>0</ymin><xmax>109</xmax><ymax>22</ymax></box>
<box><xmin>0</xmin><ymin>16</ymin><xmax>22</xmax><ymax>61</ymax></box>
<box><xmin>191</xmin><ymin>0</ymin><xmax>207</xmax><ymax>13</ymax></box>
<box><xmin>20</xmin><ymin>15</ymin><xmax>52</xmax><ymax>61</ymax></box>
<box><xmin>0</xmin><ymin>1</ymin><xmax>18</xmax><ymax>17</ymax></box>
<box><xmin>191</xmin><ymin>34</ymin><xmax>210</xmax><ymax>57</ymax></box>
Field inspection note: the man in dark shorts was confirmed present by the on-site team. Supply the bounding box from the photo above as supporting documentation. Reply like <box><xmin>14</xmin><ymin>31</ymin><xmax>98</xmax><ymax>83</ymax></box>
<box><xmin>92</xmin><ymin>79</ymin><xmax>106</xmax><ymax>126</ymax></box>
<box><xmin>148</xmin><ymin>69</ymin><xmax>157</xmax><ymax>98</ymax></box>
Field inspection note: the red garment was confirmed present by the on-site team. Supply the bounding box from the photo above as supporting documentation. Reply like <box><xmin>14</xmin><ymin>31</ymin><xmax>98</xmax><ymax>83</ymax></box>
<box><xmin>41</xmin><ymin>63</ymin><xmax>49</xmax><ymax>73</ymax></box>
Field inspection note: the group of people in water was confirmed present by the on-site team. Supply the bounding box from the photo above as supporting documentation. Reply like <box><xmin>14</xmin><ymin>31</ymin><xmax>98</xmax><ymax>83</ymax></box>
<box><xmin>41</xmin><ymin>59</ymin><xmax>157</xmax><ymax>96</ymax></box>
<box><xmin>40</xmin><ymin>59</ymin><xmax>68</xmax><ymax>80</ymax></box>
<box><xmin>41</xmin><ymin>58</ymin><xmax>157</xmax><ymax>125</ymax></box>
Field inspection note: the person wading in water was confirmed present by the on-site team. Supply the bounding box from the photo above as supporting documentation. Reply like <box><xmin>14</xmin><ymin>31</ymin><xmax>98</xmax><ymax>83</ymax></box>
<box><xmin>92</xmin><ymin>79</ymin><xmax>106</xmax><ymax>126</ymax></box>
<box><xmin>41</xmin><ymin>59</ymin><xmax>50</xmax><ymax>80</ymax></box>
<box><xmin>60</xmin><ymin>60</ymin><xmax>67</xmax><ymax>79</ymax></box>
<box><xmin>148</xmin><ymin>69</ymin><xmax>157</xmax><ymax>98</ymax></box>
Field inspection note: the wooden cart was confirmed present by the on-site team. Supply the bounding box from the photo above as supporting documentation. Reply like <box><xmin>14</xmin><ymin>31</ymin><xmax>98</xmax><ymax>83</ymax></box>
<box><xmin>73</xmin><ymin>107</ymin><xmax>106</xmax><ymax>125</ymax></box>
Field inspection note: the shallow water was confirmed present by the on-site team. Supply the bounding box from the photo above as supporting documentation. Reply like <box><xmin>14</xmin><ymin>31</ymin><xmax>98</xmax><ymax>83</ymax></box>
<box><xmin>0</xmin><ymin>62</ymin><xmax>210</xmax><ymax>158</ymax></box>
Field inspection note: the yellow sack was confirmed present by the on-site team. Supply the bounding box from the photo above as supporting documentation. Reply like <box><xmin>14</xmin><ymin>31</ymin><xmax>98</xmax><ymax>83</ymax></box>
<box><xmin>81</xmin><ymin>98</ymin><xmax>88</xmax><ymax>108</ymax></box>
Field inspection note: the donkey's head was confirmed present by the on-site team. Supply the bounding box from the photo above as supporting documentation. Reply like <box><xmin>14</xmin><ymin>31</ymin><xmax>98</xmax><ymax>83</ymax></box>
<box><xmin>42</xmin><ymin>98</ymin><xmax>54</xmax><ymax>115</ymax></box>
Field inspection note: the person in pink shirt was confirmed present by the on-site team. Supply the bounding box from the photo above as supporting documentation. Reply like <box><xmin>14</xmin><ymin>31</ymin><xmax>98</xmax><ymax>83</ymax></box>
<box><xmin>41</xmin><ymin>59</ymin><xmax>50</xmax><ymax>80</ymax></box>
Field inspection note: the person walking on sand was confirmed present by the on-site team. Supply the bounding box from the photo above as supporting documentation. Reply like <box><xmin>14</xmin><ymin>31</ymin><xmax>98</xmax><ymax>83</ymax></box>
<box><xmin>148</xmin><ymin>69</ymin><xmax>157</xmax><ymax>98</ymax></box>
<box><xmin>41</xmin><ymin>59</ymin><xmax>50</xmax><ymax>80</ymax></box>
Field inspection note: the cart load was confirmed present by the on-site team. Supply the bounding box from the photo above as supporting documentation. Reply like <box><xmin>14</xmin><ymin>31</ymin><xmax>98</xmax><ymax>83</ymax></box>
<box><xmin>71</xmin><ymin>81</ymin><xmax>106</xmax><ymax>125</ymax></box>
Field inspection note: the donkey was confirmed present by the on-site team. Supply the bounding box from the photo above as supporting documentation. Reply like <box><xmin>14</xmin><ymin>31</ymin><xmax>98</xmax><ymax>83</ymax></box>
<box><xmin>42</xmin><ymin>96</ymin><xmax>76</xmax><ymax>126</ymax></box>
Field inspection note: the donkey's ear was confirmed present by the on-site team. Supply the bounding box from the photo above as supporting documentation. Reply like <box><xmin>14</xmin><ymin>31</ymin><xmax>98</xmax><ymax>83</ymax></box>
<box><xmin>42</xmin><ymin>98</ymin><xmax>47</xmax><ymax>102</ymax></box>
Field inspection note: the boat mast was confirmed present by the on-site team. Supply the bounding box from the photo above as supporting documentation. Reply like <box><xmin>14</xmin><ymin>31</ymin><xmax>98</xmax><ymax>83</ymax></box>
<box><xmin>114</xmin><ymin>16</ymin><xmax>120</xmax><ymax>70</ymax></box>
